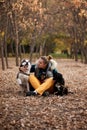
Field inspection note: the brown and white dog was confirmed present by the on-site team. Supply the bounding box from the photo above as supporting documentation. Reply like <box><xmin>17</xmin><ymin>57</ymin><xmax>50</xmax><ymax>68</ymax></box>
<box><xmin>16</xmin><ymin>59</ymin><xmax>31</xmax><ymax>93</ymax></box>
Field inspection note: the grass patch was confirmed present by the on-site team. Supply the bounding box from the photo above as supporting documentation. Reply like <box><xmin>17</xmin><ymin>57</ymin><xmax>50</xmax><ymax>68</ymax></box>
<box><xmin>50</xmin><ymin>53</ymin><xmax>69</xmax><ymax>59</ymax></box>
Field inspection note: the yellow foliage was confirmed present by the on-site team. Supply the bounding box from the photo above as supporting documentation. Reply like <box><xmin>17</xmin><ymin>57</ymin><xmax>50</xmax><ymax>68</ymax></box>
<box><xmin>0</xmin><ymin>31</ymin><xmax>5</xmax><ymax>37</ymax></box>
<box><xmin>84</xmin><ymin>40</ymin><xmax>87</xmax><ymax>45</ymax></box>
<box><xmin>54</xmin><ymin>38</ymin><xmax>66</xmax><ymax>51</ymax></box>
<box><xmin>54</xmin><ymin>37</ymin><xmax>71</xmax><ymax>52</ymax></box>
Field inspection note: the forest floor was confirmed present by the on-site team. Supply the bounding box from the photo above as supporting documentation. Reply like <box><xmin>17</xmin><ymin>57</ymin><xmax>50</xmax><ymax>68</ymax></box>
<box><xmin>0</xmin><ymin>58</ymin><xmax>87</xmax><ymax>130</ymax></box>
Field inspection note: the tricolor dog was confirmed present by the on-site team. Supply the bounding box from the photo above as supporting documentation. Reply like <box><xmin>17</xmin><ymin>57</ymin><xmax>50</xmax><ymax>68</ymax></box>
<box><xmin>17</xmin><ymin>59</ymin><xmax>31</xmax><ymax>93</ymax></box>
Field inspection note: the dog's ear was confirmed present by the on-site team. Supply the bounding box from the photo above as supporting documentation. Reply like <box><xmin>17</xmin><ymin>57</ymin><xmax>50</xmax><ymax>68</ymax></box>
<box><xmin>53</xmin><ymin>72</ymin><xmax>62</xmax><ymax>80</ymax></box>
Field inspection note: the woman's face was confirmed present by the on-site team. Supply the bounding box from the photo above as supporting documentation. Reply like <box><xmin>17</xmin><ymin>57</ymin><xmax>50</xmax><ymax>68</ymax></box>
<box><xmin>37</xmin><ymin>58</ymin><xmax>47</xmax><ymax>69</ymax></box>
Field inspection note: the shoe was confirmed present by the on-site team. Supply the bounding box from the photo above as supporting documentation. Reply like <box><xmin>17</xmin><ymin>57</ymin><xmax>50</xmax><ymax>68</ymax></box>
<box><xmin>42</xmin><ymin>91</ymin><xmax>49</xmax><ymax>97</ymax></box>
<box><xmin>26</xmin><ymin>91</ymin><xmax>37</xmax><ymax>96</ymax></box>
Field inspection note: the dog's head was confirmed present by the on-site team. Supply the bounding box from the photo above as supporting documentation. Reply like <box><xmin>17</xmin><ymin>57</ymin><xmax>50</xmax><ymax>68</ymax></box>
<box><xmin>20</xmin><ymin>59</ymin><xmax>31</xmax><ymax>74</ymax></box>
<box><xmin>53</xmin><ymin>72</ymin><xmax>65</xmax><ymax>85</ymax></box>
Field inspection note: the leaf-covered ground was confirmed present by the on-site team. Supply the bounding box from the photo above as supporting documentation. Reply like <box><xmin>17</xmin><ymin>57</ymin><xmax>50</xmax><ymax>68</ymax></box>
<box><xmin>0</xmin><ymin>58</ymin><xmax>87</xmax><ymax>130</ymax></box>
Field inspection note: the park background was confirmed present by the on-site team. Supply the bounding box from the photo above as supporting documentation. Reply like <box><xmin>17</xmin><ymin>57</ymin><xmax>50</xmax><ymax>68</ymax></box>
<box><xmin>0</xmin><ymin>0</ymin><xmax>87</xmax><ymax>130</ymax></box>
<box><xmin>0</xmin><ymin>0</ymin><xmax>87</xmax><ymax>70</ymax></box>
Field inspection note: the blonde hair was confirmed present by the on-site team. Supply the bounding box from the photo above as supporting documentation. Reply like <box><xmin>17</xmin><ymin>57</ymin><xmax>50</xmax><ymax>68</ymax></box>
<box><xmin>40</xmin><ymin>56</ymin><xmax>49</xmax><ymax>64</ymax></box>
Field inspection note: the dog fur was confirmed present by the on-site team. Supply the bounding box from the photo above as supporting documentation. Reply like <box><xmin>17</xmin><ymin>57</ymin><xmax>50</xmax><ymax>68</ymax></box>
<box><xmin>16</xmin><ymin>59</ymin><xmax>31</xmax><ymax>93</ymax></box>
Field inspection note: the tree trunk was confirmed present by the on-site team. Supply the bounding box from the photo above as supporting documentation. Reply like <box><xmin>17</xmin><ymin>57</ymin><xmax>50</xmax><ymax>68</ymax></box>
<box><xmin>80</xmin><ymin>43</ymin><xmax>84</xmax><ymax>63</ymax></box>
<box><xmin>0</xmin><ymin>38</ymin><xmax>5</xmax><ymax>70</ymax></box>
<box><xmin>80</xmin><ymin>49</ymin><xmax>84</xmax><ymax>63</ymax></box>
<box><xmin>15</xmin><ymin>32</ymin><xmax>19</xmax><ymax>66</ymax></box>
<box><xmin>11</xmin><ymin>40</ymin><xmax>15</xmax><ymax>56</ymax></box>
<box><xmin>4</xmin><ymin>33</ymin><xmax>8</xmax><ymax>68</ymax></box>
<box><xmin>84</xmin><ymin>46</ymin><xmax>87</xmax><ymax>64</ymax></box>
<box><xmin>35</xmin><ymin>44</ymin><xmax>40</xmax><ymax>58</ymax></box>
<box><xmin>18</xmin><ymin>43</ymin><xmax>22</xmax><ymax>61</ymax></box>
<box><xmin>37</xmin><ymin>39</ymin><xmax>47</xmax><ymax>57</ymax></box>
<box><xmin>14</xmin><ymin>13</ymin><xmax>19</xmax><ymax>66</ymax></box>
<box><xmin>30</xmin><ymin>44</ymin><xmax>35</xmax><ymax>62</ymax></box>
<box><xmin>74</xmin><ymin>44</ymin><xmax>78</xmax><ymax>61</ymax></box>
<box><xmin>4</xmin><ymin>13</ymin><xmax>9</xmax><ymax>68</ymax></box>
<box><xmin>22</xmin><ymin>45</ymin><xmax>25</xmax><ymax>54</ymax></box>
<box><xmin>39</xmin><ymin>45</ymin><xmax>43</xmax><ymax>56</ymax></box>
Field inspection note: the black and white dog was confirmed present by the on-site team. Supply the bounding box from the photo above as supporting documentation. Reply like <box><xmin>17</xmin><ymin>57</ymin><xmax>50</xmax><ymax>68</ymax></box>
<box><xmin>17</xmin><ymin>59</ymin><xmax>31</xmax><ymax>93</ymax></box>
<box><xmin>53</xmin><ymin>72</ymin><xmax>68</xmax><ymax>96</ymax></box>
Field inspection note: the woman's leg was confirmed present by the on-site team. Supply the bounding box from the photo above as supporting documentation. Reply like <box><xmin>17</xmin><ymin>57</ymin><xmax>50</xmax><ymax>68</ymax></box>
<box><xmin>36</xmin><ymin>77</ymin><xmax>55</xmax><ymax>95</ymax></box>
<box><xmin>29</xmin><ymin>74</ymin><xmax>41</xmax><ymax>89</ymax></box>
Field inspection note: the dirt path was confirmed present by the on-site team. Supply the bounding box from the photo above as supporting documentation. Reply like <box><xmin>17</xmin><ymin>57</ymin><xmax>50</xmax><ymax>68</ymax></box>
<box><xmin>0</xmin><ymin>59</ymin><xmax>87</xmax><ymax>130</ymax></box>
